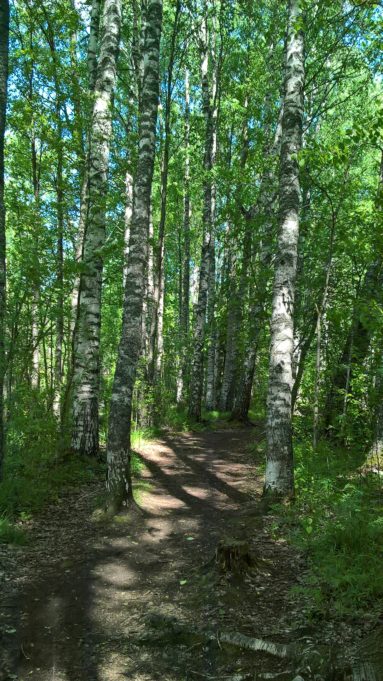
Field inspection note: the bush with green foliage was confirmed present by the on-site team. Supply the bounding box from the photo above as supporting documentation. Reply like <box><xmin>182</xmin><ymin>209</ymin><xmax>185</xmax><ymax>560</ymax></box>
<box><xmin>272</xmin><ymin>438</ymin><xmax>383</xmax><ymax>618</ymax></box>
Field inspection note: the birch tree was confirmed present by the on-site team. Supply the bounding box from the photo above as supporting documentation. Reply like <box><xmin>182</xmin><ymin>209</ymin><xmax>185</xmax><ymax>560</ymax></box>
<box><xmin>0</xmin><ymin>0</ymin><xmax>8</xmax><ymax>476</ymax></box>
<box><xmin>264</xmin><ymin>0</ymin><xmax>305</xmax><ymax>497</ymax></box>
<box><xmin>71</xmin><ymin>0</ymin><xmax>121</xmax><ymax>456</ymax></box>
<box><xmin>106</xmin><ymin>0</ymin><xmax>163</xmax><ymax>509</ymax></box>
<box><xmin>150</xmin><ymin>0</ymin><xmax>181</xmax><ymax>384</ymax></box>
<box><xmin>188</xmin><ymin>9</ymin><xmax>218</xmax><ymax>421</ymax></box>
<box><xmin>70</xmin><ymin>0</ymin><xmax>102</xmax><ymax>337</ymax></box>
<box><xmin>178</xmin><ymin>67</ymin><xmax>191</xmax><ymax>403</ymax></box>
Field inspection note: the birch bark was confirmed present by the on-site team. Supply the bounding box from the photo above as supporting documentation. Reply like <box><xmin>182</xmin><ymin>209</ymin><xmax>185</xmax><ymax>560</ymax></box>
<box><xmin>179</xmin><ymin>68</ymin><xmax>191</xmax><ymax>403</ymax></box>
<box><xmin>70</xmin><ymin>0</ymin><xmax>102</xmax><ymax>339</ymax></box>
<box><xmin>71</xmin><ymin>0</ymin><xmax>121</xmax><ymax>456</ymax></box>
<box><xmin>106</xmin><ymin>0</ymin><xmax>163</xmax><ymax>508</ymax></box>
<box><xmin>0</xmin><ymin>0</ymin><xmax>8</xmax><ymax>476</ymax></box>
<box><xmin>220</xmin><ymin>245</ymin><xmax>238</xmax><ymax>412</ymax></box>
<box><xmin>188</xmin><ymin>13</ymin><xmax>217</xmax><ymax>421</ymax></box>
<box><xmin>150</xmin><ymin>0</ymin><xmax>180</xmax><ymax>384</ymax></box>
<box><xmin>265</xmin><ymin>0</ymin><xmax>305</xmax><ymax>497</ymax></box>
<box><xmin>30</xmin><ymin>127</ymin><xmax>40</xmax><ymax>390</ymax></box>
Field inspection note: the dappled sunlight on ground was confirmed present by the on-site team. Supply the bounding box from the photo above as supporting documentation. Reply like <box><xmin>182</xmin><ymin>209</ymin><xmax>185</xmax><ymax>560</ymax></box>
<box><xmin>0</xmin><ymin>428</ymin><xmax>304</xmax><ymax>681</ymax></box>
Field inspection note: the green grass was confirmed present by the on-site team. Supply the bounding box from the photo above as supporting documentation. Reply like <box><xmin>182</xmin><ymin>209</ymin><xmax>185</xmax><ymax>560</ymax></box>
<box><xmin>0</xmin><ymin>515</ymin><xmax>26</xmax><ymax>545</ymax></box>
<box><xmin>271</xmin><ymin>438</ymin><xmax>383</xmax><ymax>619</ymax></box>
<box><xmin>159</xmin><ymin>404</ymin><xmax>235</xmax><ymax>432</ymax></box>
<box><xmin>0</xmin><ymin>452</ymin><xmax>106</xmax><ymax>519</ymax></box>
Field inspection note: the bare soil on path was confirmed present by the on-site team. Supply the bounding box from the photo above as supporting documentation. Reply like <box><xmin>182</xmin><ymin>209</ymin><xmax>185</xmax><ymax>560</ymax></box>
<box><xmin>0</xmin><ymin>428</ymin><xmax>305</xmax><ymax>681</ymax></box>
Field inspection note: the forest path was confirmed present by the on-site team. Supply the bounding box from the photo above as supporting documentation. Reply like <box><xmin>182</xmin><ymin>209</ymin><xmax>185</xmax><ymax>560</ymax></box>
<box><xmin>1</xmin><ymin>428</ymin><xmax>303</xmax><ymax>681</ymax></box>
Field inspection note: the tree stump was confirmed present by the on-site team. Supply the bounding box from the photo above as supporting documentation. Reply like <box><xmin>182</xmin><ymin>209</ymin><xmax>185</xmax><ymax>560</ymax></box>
<box><xmin>215</xmin><ymin>539</ymin><xmax>255</xmax><ymax>574</ymax></box>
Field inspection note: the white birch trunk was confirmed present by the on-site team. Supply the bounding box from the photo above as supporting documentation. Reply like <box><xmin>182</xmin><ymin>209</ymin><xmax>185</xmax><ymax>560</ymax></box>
<box><xmin>123</xmin><ymin>171</ymin><xmax>133</xmax><ymax>288</ymax></box>
<box><xmin>144</xmin><ymin>210</ymin><xmax>155</xmax><ymax>358</ymax></box>
<box><xmin>0</xmin><ymin>0</ymin><xmax>8</xmax><ymax>475</ymax></box>
<box><xmin>106</xmin><ymin>0</ymin><xmax>163</xmax><ymax>509</ymax></box>
<box><xmin>265</xmin><ymin>0</ymin><xmax>305</xmax><ymax>497</ymax></box>
<box><xmin>188</xmin><ymin>13</ymin><xmax>217</xmax><ymax>421</ymax></box>
<box><xmin>70</xmin><ymin>0</ymin><xmax>102</xmax><ymax>339</ymax></box>
<box><xmin>31</xmin><ymin>289</ymin><xmax>40</xmax><ymax>389</ymax></box>
<box><xmin>71</xmin><ymin>0</ymin><xmax>121</xmax><ymax>456</ymax></box>
<box><xmin>205</xmin><ymin>233</ymin><xmax>217</xmax><ymax>411</ymax></box>
<box><xmin>220</xmin><ymin>246</ymin><xmax>238</xmax><ymax>412</ymax></box>
<box><xmin>179</xmin><ymin>68</ymin><xmax>191</xmax><ymax>403</ymax></box>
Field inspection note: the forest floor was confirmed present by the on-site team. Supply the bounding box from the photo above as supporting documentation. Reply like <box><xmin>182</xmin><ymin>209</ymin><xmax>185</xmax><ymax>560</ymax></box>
<box><xmin>0</xmin><ymin>427</ymin><xmax>342</xmax><ymax>681</ymax></box>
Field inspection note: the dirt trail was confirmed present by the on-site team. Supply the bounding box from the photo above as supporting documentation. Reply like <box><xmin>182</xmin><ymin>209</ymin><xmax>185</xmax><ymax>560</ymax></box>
<box><xmin>0</xmin><ymin>428</ymin><xmax>303</xmax><ymax>681</ymax></box>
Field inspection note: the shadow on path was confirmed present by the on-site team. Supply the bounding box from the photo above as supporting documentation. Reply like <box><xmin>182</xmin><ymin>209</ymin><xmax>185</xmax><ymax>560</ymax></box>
<box><xmin>1</xmin><ymin>428</ymin><xmax>300</xmax><ymax>681</ymax></box>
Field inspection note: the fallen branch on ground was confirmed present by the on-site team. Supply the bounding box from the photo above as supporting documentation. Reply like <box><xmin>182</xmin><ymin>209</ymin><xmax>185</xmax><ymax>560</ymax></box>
<box><xmin>145</xmin><ymin>614</ymin><xmax>344</xmax><ymax>680</ymax></box>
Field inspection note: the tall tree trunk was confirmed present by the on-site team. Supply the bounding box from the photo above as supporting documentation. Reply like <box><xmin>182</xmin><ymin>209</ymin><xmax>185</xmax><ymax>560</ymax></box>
<box><xmin>87</xmin><ymin>0</ymin><xmax>102</xmax><ymax>90</ymax></box>
<box><xmin>123</xmin><ymin>171</ymin><xmax>133</xmax><ymax>288</ymax></box>
<box><xmin>188</xmin><ymin>13</ymin><xmax>217</xmax><ymax>421</ymax></box>
<box><xmin>324</xmin><ymin>263</ymin><xmax>383</xmax><ymax>435</ymax></box>
<box><xmin>70</xmin><ymin>0</ymin><xmax>102</xmax><ymax>338</ymax></box>
<box><xmin>41</xmin><ymin>24</ymin><xmax>65</xmax><ymax>417</ymax></box>
<box><xmin>264</xmin><ymin>0</ymin><xmax>305</xmax><ymax>498</ymax></box>
<box><xmin>232</xmin><ymin>300</ymin><xmax>264</xmax><ymax>422</ymax></box>
<box><xmin>370</xmin><ymin>152</ymin><xmax>383</xmax><ymax>455</ymax></box>
<box><xmin>31</xmin><ymin>127</ymin><xmax>41</xmax><ymax>390</ymax></box>
<box><xmin>205</xmin><ymin>233</ymin><xmax>217</xmax><ymax>411</ymax></box>
<box><xmin>150</xmin><ymin>0</ymin><xmax>180</xmax><ymax>384</ymax></box>
<box><xmin>324</xmin><ymin>154</ymin><xmax>383</xmax><ymax>437</ymax></box>
<box><xmin>179</xmin><ymin>68</ymin><xmax>191</xmax><ymax>403</ymax></box>
<box><xmin>312</xmin><ymin>206</ymin><xmax>336</xmax><ymax>446</ymax></box>
<box><xmin>71</xmin><ymin>0</ymin><xmax>121</xmax><ymax>456</ymax></box>
<box><xmin>106</xmin><ymin>0</ymin><xmax>163</xmax><ymax>509</ymax></box>
<box><xmin>0</xmin><ymin>0</ymin><xmax>8</xmax><ymax>477</ymax></box>
<box><xmin>145</xmin><ymin>209</ymin><xmax>155</xmax><ymax>361</ymax></box>
<box><xmin>204</xmin><ymin>26</ymin><xmax>218</xmax><ymax>413</ymax></box>
<box><xmin>220</xmin><ymin>246</ymin><xmax>238</xmax><ymax>412</ymax></box>
<box><xmin>231</xmin><ymin>111</ymin><xmax>282</xmax><ymax>423</ymax></box>
<box><xmin>54</xmin><ymin>122</ymin><xmax>64</xmax><ymax>417</ymax></box>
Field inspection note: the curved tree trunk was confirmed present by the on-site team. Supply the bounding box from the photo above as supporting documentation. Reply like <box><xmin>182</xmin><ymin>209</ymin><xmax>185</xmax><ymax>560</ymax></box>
<box><xmin>106</xmin><ymin>0</ymin><xmax>163</xmax><ymax>509</ymax></box>
<box><xmin>71</xmin><ymin>0</ymin><xmax>121</xmax><ymax>456</ymax></box>
<box><xmin>264</xmin><ymin>0</ymin><xmax>305</xmax><ymax>498</ymax></box>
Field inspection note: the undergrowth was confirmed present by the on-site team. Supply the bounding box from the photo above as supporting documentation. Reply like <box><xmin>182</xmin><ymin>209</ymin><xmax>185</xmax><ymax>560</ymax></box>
<box><xmin>271</xmin><ymin>438</ymin><xmax>383</xmax><ymax>620</ymax></box>
<box><xmin>159</xmin><ymin>403</ymin><xmax>236</xmax><ymax>432</ymax></box>
<box><xmin>0</xmin><ymin>393</ymin><xmax>150</xmax><ymax>543</ymax></box>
